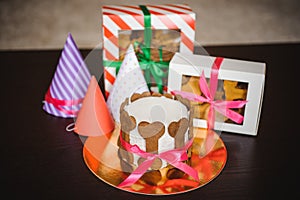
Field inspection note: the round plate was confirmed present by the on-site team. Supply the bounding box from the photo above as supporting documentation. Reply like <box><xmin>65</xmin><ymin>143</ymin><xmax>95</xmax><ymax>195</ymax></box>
<box><xmin>83</xmin><ymin>126</ymin><xmax>227</xmax><ymax>195</ymax></box>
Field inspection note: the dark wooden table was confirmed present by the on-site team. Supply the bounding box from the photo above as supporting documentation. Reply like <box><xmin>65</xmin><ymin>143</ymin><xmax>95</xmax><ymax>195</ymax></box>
<box><xmin>2</xmin><ymin>43</ymin><xmax>299</xmax><ymax>199</ymax></box>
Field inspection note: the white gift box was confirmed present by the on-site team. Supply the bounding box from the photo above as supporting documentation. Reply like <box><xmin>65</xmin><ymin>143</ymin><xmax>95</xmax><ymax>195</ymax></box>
<box><xmin>167</xmin><ymin>52</ymin><xmax>266</xmax><ymax>136</ymax></box>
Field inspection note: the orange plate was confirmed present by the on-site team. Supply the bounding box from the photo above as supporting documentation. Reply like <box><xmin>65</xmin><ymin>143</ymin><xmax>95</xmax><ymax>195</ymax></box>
<box><xmin>82</xmin><ymin>126</ymin><xmax>227</xmax><ymax>195</ymax></box>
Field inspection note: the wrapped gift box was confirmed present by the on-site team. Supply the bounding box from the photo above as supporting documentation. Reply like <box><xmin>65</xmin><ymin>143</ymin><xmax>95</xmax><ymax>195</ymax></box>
<box><xmin>101</xmin><ymin>4</ymin><xmax>196</xmax><ymax>97</ymax></box>
<box><xmin>168</xmin><ymin>52</ymin><xmax>266</xmax><ymax>136</ymax></box>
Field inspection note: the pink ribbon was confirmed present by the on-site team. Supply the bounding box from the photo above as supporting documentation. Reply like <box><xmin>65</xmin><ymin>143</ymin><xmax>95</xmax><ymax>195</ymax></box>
<box><xmin>172</xmin><ymin>57</ymin><xmax>248</xmax><ymax>130</ymax></box>
<box><xmin>118</xmin><ymin>131</ymin><xmax>199</xmax><ymax>188</ymax></box>
<box><xmin>44</xmin><ymin>88</ymin><xmax>83</xmax><ymax>115</ymax></box>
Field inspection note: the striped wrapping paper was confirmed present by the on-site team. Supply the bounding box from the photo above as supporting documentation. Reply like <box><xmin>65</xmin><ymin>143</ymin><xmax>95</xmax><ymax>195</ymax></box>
<box><xmin>43</xmin><ymin>33</ymin><xmax>91</xmax><ymax>118</ymax></box>
<box><xmin>102</xmin><ymin>4</ymin><xmax>196</xmax><ymax>98</ymax></box>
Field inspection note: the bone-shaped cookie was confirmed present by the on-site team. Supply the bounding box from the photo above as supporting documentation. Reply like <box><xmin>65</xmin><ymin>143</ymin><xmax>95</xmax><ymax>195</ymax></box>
<box><xmin>130</xmin><ymin>92</ymin><xmax>151</xmax><ymax>102</ymax></box>
<box><xmin>120</xmin><ymin>110</ymin><xmax>136</xmax><ymax>133</ymax></box>
<box><xmin>168</xmin><ymin>118</ymin><xmax>189</xmax><ymax>148</ymax></box>
<box><xmin>138</xmin><ymin>121</ymin><xmax>165</xmax><ymax>170</ymax></box>
<box><xmin>224</xmin><ymin>80</ymin><xmax>247</xmax><ymax>101</ymax></box>
<box><xmin>138</xmin><ymin>121</ymin><xmax>165</xmax><ymax>153</ymax></box>
<box><xmin>175</xmin><ymin>94</ymin><xmax>191</xmax><ymax>110</ymax></box>
<box><xmin>119</xmin><ymin>98</ymin><xmax>129</xmax><ymax>114</ymax></box>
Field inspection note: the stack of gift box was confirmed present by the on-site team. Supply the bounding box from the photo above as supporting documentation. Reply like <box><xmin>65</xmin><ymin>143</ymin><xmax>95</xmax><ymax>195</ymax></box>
<box><xmin>43</xmin><ymin>3</ymin><xmax>266</xmax><ymax>136</ymax></box>
<box><xmin>101</xmin><ymin>3</ymin><xmax>266</xmax><ymax>136</ymax></box>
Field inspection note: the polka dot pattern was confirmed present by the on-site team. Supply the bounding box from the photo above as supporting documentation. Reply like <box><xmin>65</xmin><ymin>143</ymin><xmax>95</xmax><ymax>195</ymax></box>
<box><xmin>107</xmin><ymin>45</ymin><xmax>149</xmax><ymax>123</ymax></box>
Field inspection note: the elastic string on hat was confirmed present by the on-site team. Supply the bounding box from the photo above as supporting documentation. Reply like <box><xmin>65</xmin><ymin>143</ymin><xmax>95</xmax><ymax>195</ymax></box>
<box><xmin>66</xmin><ymin>122</ymin><xmax>75</xmax><ymax>132</ymax></box>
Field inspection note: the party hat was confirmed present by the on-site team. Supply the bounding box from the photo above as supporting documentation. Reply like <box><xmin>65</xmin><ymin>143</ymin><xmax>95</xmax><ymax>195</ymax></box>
<box><xmin>106</xmin><ymin>44</ymin><xmax>149</xmax><ymax>123</ymax></box>
<box><xmin>73</xmin><ymin>76</ymin><xmax>115</xmax><ymax>137</ymax></box>
<box><xmin>43</xmin><ymin>33</ymin><xmax>91</xmax><ymax>118</ymax></box>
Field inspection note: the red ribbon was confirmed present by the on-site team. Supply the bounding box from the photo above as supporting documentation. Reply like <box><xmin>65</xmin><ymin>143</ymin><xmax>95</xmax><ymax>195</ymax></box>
<box><xmin>172</xmin><ymin>57</ymin><xmax>248</xmax><ymax>130</ymax></box>
<box><xmin>44</xmin><ymin>88</ymin><xmax>83</xmax><ymax>115</ymax></box>
<box><xmin>118</xmin><ymin>131</ymin><xmax>199</xmax><ymax>188</ymax></box>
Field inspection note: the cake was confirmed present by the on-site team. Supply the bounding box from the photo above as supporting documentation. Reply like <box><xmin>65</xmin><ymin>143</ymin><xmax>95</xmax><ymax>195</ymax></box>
<box><xmin>117</xmin><ymin>91</ymin><xmax>193</xmax><ymax>186</ymax></box>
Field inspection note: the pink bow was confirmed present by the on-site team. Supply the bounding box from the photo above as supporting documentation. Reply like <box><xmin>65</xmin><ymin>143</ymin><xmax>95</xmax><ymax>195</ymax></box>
<box><xmin>118</xmin><ymin>131</ymin><xmax>199</xmax><ymax>188</ymax></box>
<box><xmin>172</xmin><ymin>57</ymin><xmax>247</xmax><ymax>130</ymax></box>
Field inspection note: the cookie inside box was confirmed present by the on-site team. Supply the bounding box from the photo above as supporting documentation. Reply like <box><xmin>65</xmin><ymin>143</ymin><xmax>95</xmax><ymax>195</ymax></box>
<box><xmin>118</xmin><ymin>29</ymin><xmax>181</xmax><ymax>61</ymax></box>
<box><xmin>181</xmin><ymin>75</ymin><xmax>249</xmax><ymax>125</ymax></box>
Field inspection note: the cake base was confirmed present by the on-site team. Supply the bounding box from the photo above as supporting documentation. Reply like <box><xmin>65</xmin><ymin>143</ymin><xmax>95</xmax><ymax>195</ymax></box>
<box><xmin>82</xmin><ymin>124</ymin><xmax>227</xmax><ymax>195</ymax></box>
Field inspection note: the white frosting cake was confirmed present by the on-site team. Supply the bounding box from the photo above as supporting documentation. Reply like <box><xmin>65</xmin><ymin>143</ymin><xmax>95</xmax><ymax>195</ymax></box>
<box><xmin>119</xmin><ymin>93</ymin><xmax>191</xmax><ymax>169</ymax></box>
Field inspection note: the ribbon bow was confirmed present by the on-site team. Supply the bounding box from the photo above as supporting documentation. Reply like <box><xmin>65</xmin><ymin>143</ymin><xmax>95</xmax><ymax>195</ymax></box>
<box><xmin>44</xmin><ymin>88</ymin><xmax>83</xmax><ymax>115</ymax></box>
<box><xmin>172</xmin><ymin>57</ymin><xmax>248</xmax><ymax>130</ymax></box>
<box><xmin>118</xmin><ymin>131</ymin><xmax>199</xmax><ymax>188</ymax></box>
<box><xmin>134</xmin><ymin>42</ymin><xmax>169</xmax><ymax>94</ymax></box>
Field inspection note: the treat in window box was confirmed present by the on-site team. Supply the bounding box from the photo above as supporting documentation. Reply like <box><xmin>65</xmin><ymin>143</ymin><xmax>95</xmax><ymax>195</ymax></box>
<box><xmin>181</xmin><ymin>76</ymin><xmax>248</xmax><ymax>125</ymax></box>
<box><xmin>119</xmin><ymin>29</ymin><xmax>181</xmax><ymax>61</ymax></box>
<box><xmin>168</xmin><ymin>53</ymin><xmax>266</xmax><ymax>136</ymax></box>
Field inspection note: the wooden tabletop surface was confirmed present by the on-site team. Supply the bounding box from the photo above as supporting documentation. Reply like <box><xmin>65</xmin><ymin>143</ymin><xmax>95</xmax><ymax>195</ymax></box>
<box><xmin>2</xmin><ymin>43</ymin><xmax>299</xmax><ymax>199</ymax></box>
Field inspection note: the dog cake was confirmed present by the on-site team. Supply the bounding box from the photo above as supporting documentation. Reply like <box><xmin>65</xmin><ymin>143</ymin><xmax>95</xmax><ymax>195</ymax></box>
<box><xmin>118</xmin><ymin>91</ymin><xmax>193</xmax><ymax>186</ymax></box>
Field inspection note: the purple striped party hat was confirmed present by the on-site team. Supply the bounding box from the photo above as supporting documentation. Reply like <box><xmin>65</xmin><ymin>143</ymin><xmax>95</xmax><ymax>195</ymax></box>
<box><xmin>43</xmin><ymin>33</ymin><xmax>91</xmax><ymax>118</ymax></box>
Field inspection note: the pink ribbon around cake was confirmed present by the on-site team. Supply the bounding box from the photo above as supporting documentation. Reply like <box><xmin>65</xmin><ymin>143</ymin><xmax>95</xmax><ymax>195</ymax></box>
<box><xmin>172</xmin><ymin>57</ymin><xmax>248</xmax><ymax>130</ymax></box>
<box><xmin>118</xmin><ymin>131</ymin><xmax>199</xmax><ymax>188</ymax></box>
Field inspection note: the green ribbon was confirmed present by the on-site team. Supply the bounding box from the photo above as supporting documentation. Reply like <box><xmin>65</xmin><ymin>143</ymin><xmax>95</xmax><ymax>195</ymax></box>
<box><xmin>103</xmin><ymin>60</ymin><xmax>122</xmax><ymax>74</ymax></box>
<box><xmin>136</xmin><ymin>5</ymin><xmax>170</xmax><ymax>93</ymax></box>
<box><xmin>103</xmin><ymin>5</ymin><xmax>170</xmax><ymax>94</ymax></box>
<box><xmin>134</xmin><ymin>41</ymin><xmax>169</xmax><ymax>93</ymax></box>
<box><xmin>139</xmin><ymin>5</ymin><xmax>151</xmax><ymax>49</ymax></box>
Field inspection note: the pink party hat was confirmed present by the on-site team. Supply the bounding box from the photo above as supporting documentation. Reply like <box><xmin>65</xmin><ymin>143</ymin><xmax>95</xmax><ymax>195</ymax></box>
<box><xmin>43</xmin><ymin>33</ymin><xmax>91</xmax><ymax>118</ymax></box>
<box><xmin>74</xmin><ymin>76</ymin><xmax>115</xmax><ymax>137</ymax></box>
<box><xmin>106</xmin><ymin>44</ymin><xmax>149</xmax><ymax>123</ymax></box>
